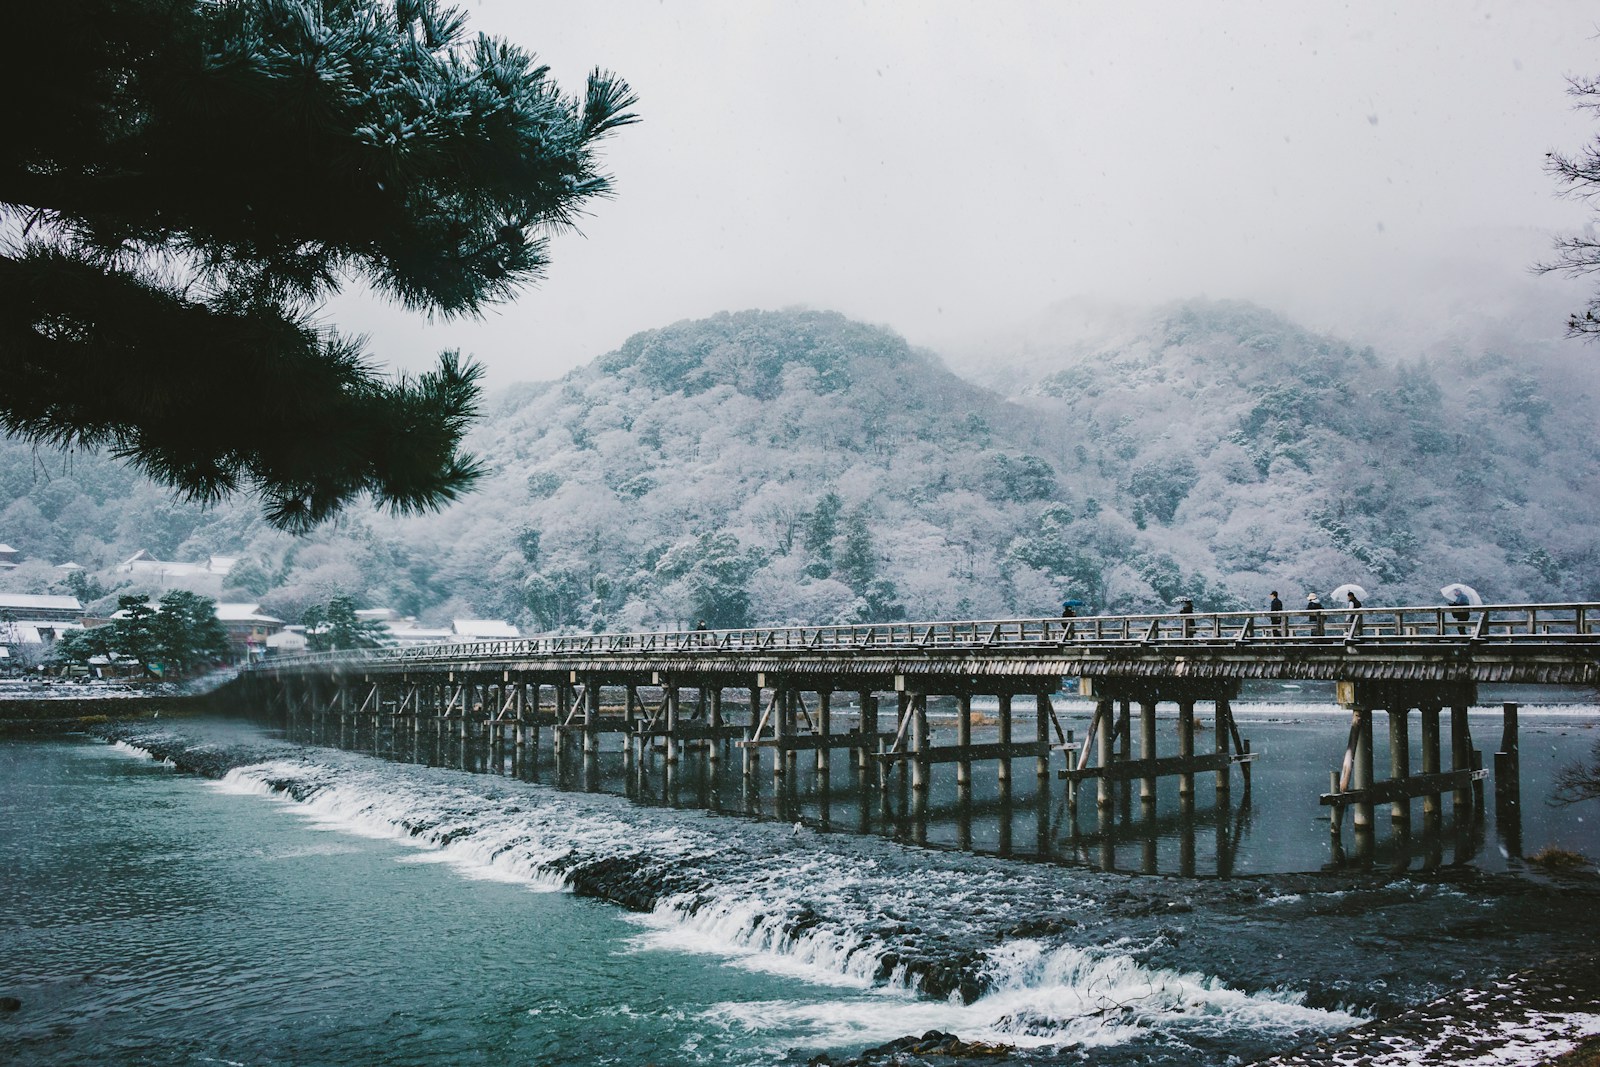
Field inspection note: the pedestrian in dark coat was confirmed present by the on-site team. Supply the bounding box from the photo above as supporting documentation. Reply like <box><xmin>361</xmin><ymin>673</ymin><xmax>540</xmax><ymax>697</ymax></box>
<box><xmin>1346</xmin><ymin>591</ymin><xmax>1363</xmax><ymax>637</ymax></box>
<box><xmin>1269</xmin><ymin>591</ymin><xmax>1284</xmax><ymax>637</ymax></box>
<box><xmin>1306</xmin><ymin>592</ymin><xmax>1324</xmax><ymax>636</ymax></box>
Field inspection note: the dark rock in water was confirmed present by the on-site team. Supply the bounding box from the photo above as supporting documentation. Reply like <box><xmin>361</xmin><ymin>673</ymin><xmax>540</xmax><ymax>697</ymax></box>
<box><xmin>0</xmin><ymin>996</ymin><xmax>21</xmax><ymax>1011</ymax></box>
<box><xmin>809</xmin><ymin>1029</ymin><xmax>1013</xmax><ymax>1066</ymax></box>
<box><xmin>1003</xmin><ymin>916</ymin><xmax>1079</xmax><ymax>939</ymax></box>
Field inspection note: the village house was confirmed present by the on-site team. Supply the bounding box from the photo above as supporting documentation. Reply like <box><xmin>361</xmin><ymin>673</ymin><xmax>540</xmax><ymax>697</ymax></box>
<box><xmin>117</xmin><ymin>550</ymin><xmax>237</xmax><ymax>595</ymax></box>
<box><xmin>452</xmin><ymin>619</ymin><xmax>521</xmax><ymax>642</ymax></box>
<box><xmin>0</xmin><ymin>593</ymin><xmax>86</xmax><ymax>673</ymax></box>
<box><xmin>215</xmin><ymin>603</ymin><xmax>285</xmax><ymax>662</ymax></box>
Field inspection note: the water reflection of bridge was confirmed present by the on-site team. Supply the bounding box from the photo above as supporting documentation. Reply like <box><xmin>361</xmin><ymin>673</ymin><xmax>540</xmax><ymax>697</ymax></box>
<box><xmin>241</xmin><ymin>602</ymin><xmax>1599</xmax><ymax>871</ymax></box>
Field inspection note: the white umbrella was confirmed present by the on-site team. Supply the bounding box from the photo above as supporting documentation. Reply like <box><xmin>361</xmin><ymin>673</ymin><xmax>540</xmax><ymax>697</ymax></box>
<box><xmin>1331</xmin><ymin>583</ymin><xmax>1369</xmax><ymax>603</ymax></box>
<box><xmin>1440</xmin><ymin>583</ymin><xmax>1482</xmax><ymax>607</ymax></box>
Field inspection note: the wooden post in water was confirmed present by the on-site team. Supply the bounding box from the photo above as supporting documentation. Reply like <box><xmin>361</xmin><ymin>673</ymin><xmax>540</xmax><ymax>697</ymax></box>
<box><xmin>665</xmin><ymin>683</ymin><xmax>680</xmax><ymax>766</ymax></box>
<box><xmin>1352</xmin><ymin>708</ymin><xmax>1375</xmax><ymax>830</ymax></box>
<box><xmin>1036</xmin><ymin>693</ymin><xmax>1052</xmax><ymax>782</ymax></box>
<box><xmin>1139</xmin><ymin>699</ymin><xmax>1158</xmax><ymax>805</ymax></box>
<box><xmin>709</xmin><ymin>686</ymin><xmax>724</xmax><ymax>770</ymax></box>
<box><xmin>1495</xmin><ymin>701</ymin><xmax>1522</xmax><ymax>857</ymax></box>
<box><xmin>434</xmin><ymin>682</ymin><xmax>445</xmax><ymax>761</ymax></box>
<box><xmin>1215</xmin><ymin>697</ymin><xmax>1232</xmax><ymax>795</ymax></box>
<box><xmin>771</xmin><ymin>684</ymin><xmax>787</xmax><ymax>788</ymax></box>
<box><xmin>1177</xmin><ymin>699</ymin><xmax>1195</xmax><ymax>800</ymax></box>
<box><xmin>1450</xmin><ymin>702</ymin><xmax>1472</xmax><ymax>816</ymax></box>
<box><xmin>528</xmin><ymin>683</ymin><xmax>542</xmax><ymax>772</ymax></box>
<box><xmin>955</xmin><ymin>691</ymin><xmax>974</xmax><ymax>809</ymax></box>
<box><xmin>1117</xmin><ymin>698</ymin><xmax>1133</xmax><ymax>814</ymax></box>
<box><xmin>1495</xmin><ymin>702</ymin><xmax>1521</xmax><ymax>808</ymax></box>
<box><xmin>1420</xmin><ymin>704</ymin><xmax>1441</xmax><ymax>830</ymax></box>
<box><xmin>996</xmin><ymin>692</ymin><xmax>1013</xmax><ymax>794</ymax></box>
<box><xmin>784</xmin><ymin>689</ymin><xmax>799</xmax><ymax>781</ymax></box>
<box><xmin>1389</xmin><ymin>707</ymin><xmax>1411</xmax><ymax>827</ymax></box>
<box><xmin>1096</xmin><ymin>698</ymin><xmax>1115</xmax><ymax>811</ymax></box>
<box><xmin>910</xmin><ymin>693</ymin><xmax>930</xmax><ymax>796</ymax></box>
<box><xmin>744</xmin><ymin>683</ymin><xmax>761</xmax><ymax>783</ymax></box>
<box><xmin>859</xmin><ymin>690</ymin><xmax>878</xmax><ymax>777</ymax></box>
<box><xmin>816</xmin><ymin>690</ymin><xmax>831</xmax><ymax>776</ymax></box>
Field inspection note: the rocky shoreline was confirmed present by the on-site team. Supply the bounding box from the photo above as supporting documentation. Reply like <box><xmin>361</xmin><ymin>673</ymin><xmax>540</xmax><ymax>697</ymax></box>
<box><xmin>1243</xmin><ymin>954</ymin><xmax>1600</xmax><ymax>1067</ymax></box>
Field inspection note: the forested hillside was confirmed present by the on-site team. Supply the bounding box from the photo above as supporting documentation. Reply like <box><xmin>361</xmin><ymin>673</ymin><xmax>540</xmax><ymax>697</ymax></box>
<box><xmin>1</xmin><ymin>301</ymin><xmax>1595</xmax><ymax>629</ymax></box>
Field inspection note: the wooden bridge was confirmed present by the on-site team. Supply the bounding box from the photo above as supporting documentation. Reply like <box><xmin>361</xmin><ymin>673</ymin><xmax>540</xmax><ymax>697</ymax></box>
<box><xmin>240</xmin><ymin>601</ymin><xmax>1600</xmax><ymax>858</ymax></box>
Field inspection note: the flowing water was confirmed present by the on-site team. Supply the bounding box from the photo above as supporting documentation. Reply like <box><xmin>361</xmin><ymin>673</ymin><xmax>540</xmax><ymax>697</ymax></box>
<box><xmin>2</xmin><ymin>688</ymin><xmax>1597</xmax><ymax>1066</ymax></box>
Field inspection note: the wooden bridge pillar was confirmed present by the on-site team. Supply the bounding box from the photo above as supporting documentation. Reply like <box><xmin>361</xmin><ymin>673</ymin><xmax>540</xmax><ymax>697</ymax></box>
<box><xmin>1388</xmin><ymin>708</ymin><xmax>1411</xmax><ymax>827</ymax></box>
<box><xmin>709</xmin><ymin>686</ymin><xmax>724</xmax><ymax>769</ymax></box>
<box><xmin>1352</xmin><ymin>708</ymin><xmax>1375</xmax><ymax>830</ymax></box>
<box><xmin>1496</xmin><ymin>702</ymin><xmax>1523</xmax><ymax>858</ymax></box>
<box><xmin>1036</xmin><ymin>693</ymin><xmax>1053</xmax><ymax>783</ymax></box>
<box><xmin>743</xmin><ymin>684</ymin><xmax>761</xmax><ymax>782</ymax></box>
<box><xmin>1420</xmin><ymin>705</ymin><xmax>1442</xmax><ymax>828</ymax></box>
<box><xmin>997</xmin><ymin>692</ymin><xmax>1013</xmax><ymax>793</ymax></box>
<box><xmin>1139</xmin><ymin>699</ymin><xmax>1158</xmax><ymax>804</ymax></box>
<box><xmin>910</xmin><ymin>693</ymin><xmax>930</xmax><ymax>795</ymax></box>
<box><xmin>771</xmin><ymin>684</ymin><xmax>787</xmax><ymax>787</ymax></box>
<box><xmin>1177</xmin><ymin>699</ymin><xmax>1195</xmax><ymax>800</ymax></box>
<box><xmin>955</xmin><ymin>692</ymin><xmax>973</xmax><ymax>787</ymax></box>
<box><xmin>784</xmin><ymin>689</ymin><xmax>800</xmax><ymax>781</ymax></box>
<box><xmin>664</xmin><ymin>682</ymin><xmax>680</xmax><ymax>766</ymax></box>
<box><xmin>1096</xmin><ymin>698</ymin><xmax>1116</xmax><ymax>810</ymax></box>
<box><xmin>1117</xmin><ymin>698</ymin><xmax>1132</xmax><ymax>813</ymax></box>
<box><xmin>858</xmin><ymin>690</ymin><xmax>878</xmax><ymax>776</ymax></box>
<box><xmin>815</xmin><ymin>690</ymin><xmax>831</xmax><ymax>776</ymax></box>
<box><xmin>1450</xmin><ymin>701</ymin><xmax>1472</xmax><ymax>816</ymax></box>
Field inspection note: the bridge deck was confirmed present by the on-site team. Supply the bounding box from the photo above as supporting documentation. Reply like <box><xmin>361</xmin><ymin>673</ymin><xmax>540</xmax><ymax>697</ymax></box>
<box><xmin>254</xmin><ymin>602</ymin><xmax>1600</xmax><ymax>687</ymax></box>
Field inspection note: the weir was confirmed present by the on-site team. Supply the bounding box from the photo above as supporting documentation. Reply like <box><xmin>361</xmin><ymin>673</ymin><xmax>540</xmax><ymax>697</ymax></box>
<box><xmin>239</xmin><ymin>601</ymin><xmax>1600</xmax><ymax>868</ymax></box>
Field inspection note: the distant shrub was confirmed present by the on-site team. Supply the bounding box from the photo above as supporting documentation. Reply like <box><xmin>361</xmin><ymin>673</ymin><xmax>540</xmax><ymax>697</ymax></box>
<box><xmin>1530</xmin><ymin>847</ymin><xmax>1589</xmax><ymax>871</ymax></box>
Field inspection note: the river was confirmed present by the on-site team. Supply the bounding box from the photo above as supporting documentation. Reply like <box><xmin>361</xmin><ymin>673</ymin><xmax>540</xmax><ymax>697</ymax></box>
<box><xmin>1</xmin><ymin>689</ymin><xmax>1597</xmax><ymax>1065</ymax></box>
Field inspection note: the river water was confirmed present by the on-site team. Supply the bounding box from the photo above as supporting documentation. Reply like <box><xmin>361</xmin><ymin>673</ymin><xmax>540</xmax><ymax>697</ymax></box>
<box><xmin>2</xmin><ymin>689</ymin><xmax>1597</xmax><ymax>1066</ymax></box>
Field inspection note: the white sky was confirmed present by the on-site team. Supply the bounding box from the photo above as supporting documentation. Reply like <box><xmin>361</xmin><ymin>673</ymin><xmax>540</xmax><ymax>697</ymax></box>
<box><xmin>328</xmin><ymin>0</ymin><xmax>1600</xmax><ymax>385</ymax></box>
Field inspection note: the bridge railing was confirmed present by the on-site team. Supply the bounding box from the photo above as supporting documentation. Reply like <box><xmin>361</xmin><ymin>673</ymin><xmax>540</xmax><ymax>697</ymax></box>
<box><xmin>253</xmin><ymin>602</ymin><xmax>1600</xmax><ymax>672</ymax></box>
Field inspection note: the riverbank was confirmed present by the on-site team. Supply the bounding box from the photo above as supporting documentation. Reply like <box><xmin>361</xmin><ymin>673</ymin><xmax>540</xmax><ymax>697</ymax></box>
<box><xmin>1244</xmin><ymin>954</ymin><xmax>1600</xmax><ymax>1067</ymax></box>
<box><xmin>0</xmin><ymin>672</ymin><xmax>239</xmax><ymax>736</ymax></box>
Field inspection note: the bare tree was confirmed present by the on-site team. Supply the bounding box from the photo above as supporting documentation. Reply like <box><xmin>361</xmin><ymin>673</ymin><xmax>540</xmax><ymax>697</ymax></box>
<box><xmin>1542</xmin><ymin>75</ymin><xmax>1600</xmax><ymax>336</ymax></box>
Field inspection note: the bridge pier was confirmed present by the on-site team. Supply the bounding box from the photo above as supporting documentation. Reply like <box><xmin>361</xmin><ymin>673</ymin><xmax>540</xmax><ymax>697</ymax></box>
<box><xmin>1389</xmin><ymin>708</ymin><xmax>1411</xmax><ymax>828</ymax></box>
<box><xmin>955</xmin><ymin>693</ymin><xmax>973</xmax><ymax>803</ymax></box>
<box><xmin>815</xmin><ymin>690</ymin><xmax>830</xmax><ymax>777</ymax></box>
<box><xmin>996</xmin><ymin>692</ymin><xmax>1012</xmax><ymax>796</ymax></box>
<box><xmin>1064</xmin><ymin>679</ymin><xmax>1251</xmax><ymax>816</ymax></box>
<box><xmin>1323</xmin><ymin>681</ymin><xmax>1486</xmax><ymax>864</ymax></box>
<box><xmin>1177</xmin><ymin>699</ymin><xmax>1195</xmax><ymax>802</ymax></box>
<box><xmin>1138</xmin><ymin>699</ymin><xmax>1157</xmax><ymax>805</ymax></box>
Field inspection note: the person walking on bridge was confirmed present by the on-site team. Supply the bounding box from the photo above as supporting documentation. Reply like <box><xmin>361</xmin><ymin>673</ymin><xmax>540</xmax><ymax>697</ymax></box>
<box><xmin>1269</xmin><ymin>591</ymin><xmax>1285</xmax><ymax>637</ymax></box>
<box><xmin>1306</xmin><ymin>592</ymin><xmax>1324</xmax><ymax>636</ymax></box>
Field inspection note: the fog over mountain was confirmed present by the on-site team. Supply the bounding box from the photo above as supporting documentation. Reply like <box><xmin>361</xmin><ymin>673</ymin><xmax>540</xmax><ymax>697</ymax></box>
<box><xmin>2</xmin><ymin>296</ymin><xmax>1594</xmax><ymax>629</ymax></box>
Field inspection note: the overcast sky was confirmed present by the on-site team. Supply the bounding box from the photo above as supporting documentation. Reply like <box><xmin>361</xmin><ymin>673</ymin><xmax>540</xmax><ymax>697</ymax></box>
<box><xmin>329</xmin><ymin>0</ymin><xmax>1600</xmax><ymax>386</ymax></box>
